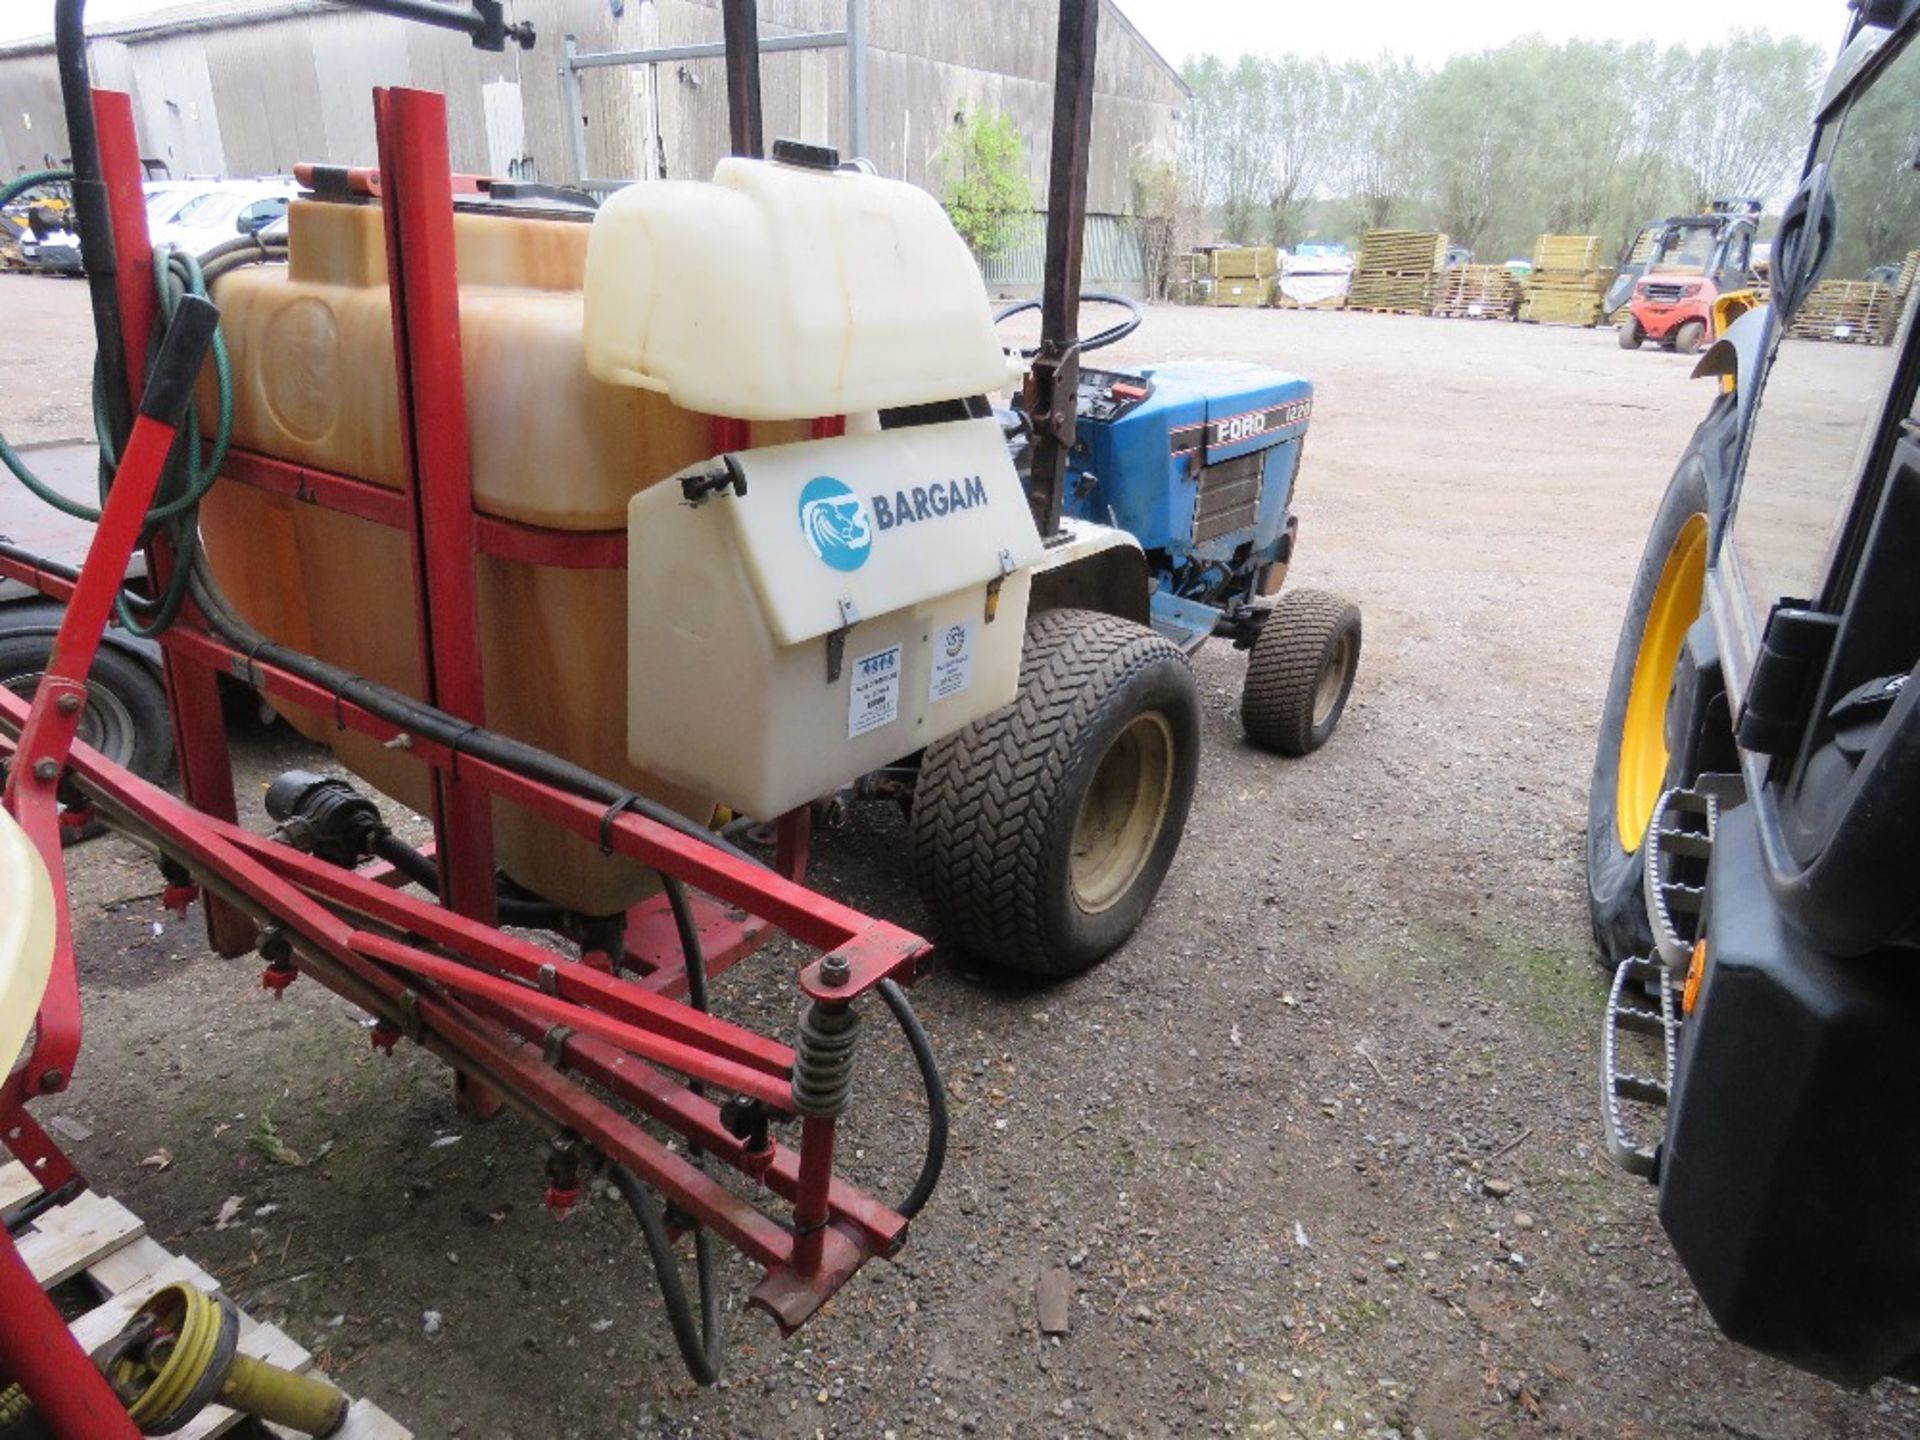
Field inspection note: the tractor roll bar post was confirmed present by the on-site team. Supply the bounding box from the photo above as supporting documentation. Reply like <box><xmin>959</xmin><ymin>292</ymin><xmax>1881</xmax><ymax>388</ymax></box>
<box><xmin>722</xmin><ymin>0</ymin><xmax>766</xmax><ymax>158</ymax></box>
<box><xmin>1024</xmin><ymin>0</ymin><xmax>1100</xmax><ymax>538</ymax></box>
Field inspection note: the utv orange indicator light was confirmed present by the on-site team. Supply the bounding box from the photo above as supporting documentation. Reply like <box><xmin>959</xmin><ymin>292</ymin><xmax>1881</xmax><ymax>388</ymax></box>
<box><xmin>1683</xmin><ymin>939</ymin><xmax>1709</xmax><ymax>1015</ymax></box>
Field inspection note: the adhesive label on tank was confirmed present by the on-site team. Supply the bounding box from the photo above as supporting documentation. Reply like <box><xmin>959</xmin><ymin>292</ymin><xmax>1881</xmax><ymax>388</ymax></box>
<box><xmin>848</xmin><ymin>645</ymin><xmax>901</xmax><ymax>738</ymax></box>
<box><xmin>928</xmin><ymin>622</ymin><xmax>975</xmax><ymax>703</ymax></box>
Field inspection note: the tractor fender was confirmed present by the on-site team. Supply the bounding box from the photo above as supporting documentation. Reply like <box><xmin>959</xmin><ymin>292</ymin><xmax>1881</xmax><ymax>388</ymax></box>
<box><xmin>1691</xmin><ymin>302</ymin><xmax>1775</xmax><ymax>434</ymax></box>
<box><xmin>1026</xmin><ymin>519</ymin><xmax>1150</xmax><ymax>629</ymax></box>
<box><xmin>0</xmin><ymin>598</ymin><xmax>166</xmax><ymax>673</ymax></box>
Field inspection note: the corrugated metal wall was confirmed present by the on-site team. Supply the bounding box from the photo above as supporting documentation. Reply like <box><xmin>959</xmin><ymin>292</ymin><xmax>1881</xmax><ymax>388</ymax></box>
<box><xmin>978</xmin><ymin>211</ymin><xmax>1146</xmax><ymax>299</ymax></box>
<box><xmin>0</xmin><ymin>0</ymin><xmax>1182</xmax><ymax>216</ymax></box>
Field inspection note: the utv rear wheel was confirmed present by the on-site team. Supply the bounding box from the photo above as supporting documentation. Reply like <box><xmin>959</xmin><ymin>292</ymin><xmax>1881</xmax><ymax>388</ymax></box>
<box><xmin>910</xmin><ymin>608</ymin><xmax>1200</xmax><ymax>977</ymax></box>
<box><xmin>1674</xmin><ymin>319</ymin><xmax>1706</xmax><ymax>355</ymax></box>
<box><xmin>1617</xmin><ymin>318</ymin><xmax>1644</xmax><ymax>349</ymax></box>
<box><xmin>1587</xmin><ymin>458</ymin><xmax>1710</xmax><ymax>966</ymax></box>
<box><xmin>1241</xmin><ymin>589</ymin><xmax>1361</xmax><ymax>756</ymax></box>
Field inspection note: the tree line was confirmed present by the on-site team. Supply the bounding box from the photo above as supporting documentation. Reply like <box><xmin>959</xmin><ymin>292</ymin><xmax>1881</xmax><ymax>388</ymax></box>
<box><xmin>1175</xmin><ymin>33</ymin><xmax>1828</xmax><ymax>265</ymax></box>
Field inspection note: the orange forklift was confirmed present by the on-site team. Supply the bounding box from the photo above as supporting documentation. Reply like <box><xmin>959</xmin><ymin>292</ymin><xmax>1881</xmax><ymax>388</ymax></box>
<box><xmin>1617</xmin><ymin>198</ymin><xmax>1763</xmax><ymax>354</ymax></box>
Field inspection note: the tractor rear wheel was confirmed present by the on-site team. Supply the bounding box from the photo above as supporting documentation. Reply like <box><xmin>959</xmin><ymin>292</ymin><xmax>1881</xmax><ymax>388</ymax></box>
<box><xmin>1587</xmin><ymin>453</ymin><xmax>1711</xmax><ymax>967</ymax></box>
<box><xmin>910</xmin><ymin>608</ymin><xmax>1200</xmax><ymax>977</ymax></box>
<box><xmin>1674</xmin><ymin>319</ymin><xmax>1706</xmax><ymax>355</ymax></box>
<box><xmin>1617</xmin><ymin>317</ymin><xmax>1644</xmax><ymax>349</ymax></box>
<box><xmin>1240</xmin><ymin>589</ymin><xmax>1361</xmax><ymax>756</ymax></box>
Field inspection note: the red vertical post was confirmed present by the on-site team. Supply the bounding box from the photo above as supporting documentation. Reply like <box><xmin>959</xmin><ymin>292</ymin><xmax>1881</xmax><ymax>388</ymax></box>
<box><xmin>0</xmin><ymin>1233</ymin><xmax>142</xmax><ymax>1438</ymax></box>
<box><xmin>373</xmin><ymin>88</ymin><xmax>498</xmax><ymax>928</ymax></box>
<box><xmin>94</xmin><ymin>92</ymin><xmax>255</xmax><ymax>958</ymax></box>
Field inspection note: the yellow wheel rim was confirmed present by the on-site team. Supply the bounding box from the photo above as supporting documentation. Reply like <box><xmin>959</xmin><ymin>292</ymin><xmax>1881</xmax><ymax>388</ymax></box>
<box><xmin>1070</xmin><ymin>711</ymin><xmax>1175</xmax><ymax>914</ymax></box>
<box><xmin>1616</xmin><ymin>513</ymin><xmax>1708</xmax><ymax>853</ymax></box>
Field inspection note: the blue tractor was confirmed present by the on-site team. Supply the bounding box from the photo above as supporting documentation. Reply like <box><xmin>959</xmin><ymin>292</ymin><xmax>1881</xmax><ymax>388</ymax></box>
<box><xmin>996</xmin><ymin>294</ymin><xmax>1361</xmax><ymax>756</ymax></box>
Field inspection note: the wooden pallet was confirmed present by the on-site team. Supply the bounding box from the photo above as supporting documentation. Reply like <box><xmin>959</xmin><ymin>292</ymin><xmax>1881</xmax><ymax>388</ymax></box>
<box><xmin>1790</xmin><ymin>279</ymin><xmax>1900</xmax><ymax>344</ymax></box>
<box><xmin>1520</xmin><ymin>264</ymin><xmax>1611</xmax><ymax>327</ymax></box>
<box><xmin>1355</xmin><ymin>228</ymin><xmax>1448</xmax><ymax>273</ymax></box>
<box><xmin>1209</xmin><ymin>276</ymin><xmax>1272</xmax><ymax>307</ymax></box>
<box><xmin>1430</xmin><ymin>264</ymin><xmax>1521</xmax><ymax>318</ymax></box>
<box><xmin>1210</xmin><ymin>245</ymin><xmax>1277</xmax><ymax>280</ymax></box>
<box><xmin>1532</xmin><ymin>233</ymin><xmax>1603</xmax><ymax>271</ymax></box>
<box><xmin>1897</xmin><ymin>248</ymin><xmax>1919</xmax><ymax>298</ymax></box>
<box><xmin>2</xmin><ymin>1163</ymin><xmax>408</xmax><ymax>1439</ymax></box>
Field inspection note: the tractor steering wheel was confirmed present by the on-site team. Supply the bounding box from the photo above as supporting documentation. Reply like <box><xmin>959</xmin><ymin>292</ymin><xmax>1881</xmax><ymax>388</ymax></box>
<box><xmin>993</xmin><ymin>291</ymin><xmax>1144</xmax><ymax>360</ymax></box>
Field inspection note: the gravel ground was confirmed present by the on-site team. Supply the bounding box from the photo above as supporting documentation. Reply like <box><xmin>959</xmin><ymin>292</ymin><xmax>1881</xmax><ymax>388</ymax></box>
<box><xmin>7</xmin><ymin>271</ymin><xmax>1918</xmax><ymax>1438</ymax></box>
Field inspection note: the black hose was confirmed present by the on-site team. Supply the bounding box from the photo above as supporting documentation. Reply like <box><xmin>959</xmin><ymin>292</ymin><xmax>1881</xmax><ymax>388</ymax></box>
<box><xmin>186</xmin><ymin>553</ymin><xmax>769</xmax><ymax>874</ymax></box>
<box><xmin>876</xmin><ymin>978</ymin><xmax>946</xmax><ymax>1219</ymax></box>
<box><xmin>367</xmin><ymin>829</ymin><xmax>563</xmax><ymax>929</ymax></box>
<box><xmin>609</xmin><ymin>1163</ymin><xmax>723</xmax><ymax>1386</ymax></box>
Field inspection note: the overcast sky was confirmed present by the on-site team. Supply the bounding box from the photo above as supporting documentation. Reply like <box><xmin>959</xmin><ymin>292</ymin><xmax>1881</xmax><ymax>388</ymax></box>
<box><xmin>0</xmin><ymin>0</ymin><xmax>1858</xmax><ymax>62</ymax></box>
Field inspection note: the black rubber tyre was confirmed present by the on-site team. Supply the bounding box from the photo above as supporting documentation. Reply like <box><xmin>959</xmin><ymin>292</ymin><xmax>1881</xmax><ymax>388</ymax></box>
<box><xmin>0</xmin><ymin>633</ymin><xmax>173</xmax><ymax>796</ymax></box>
<box><xmin>1587</xmin><ymin>453</ymin><xmax>1711</xmax><ymax>967</ymax></box>
<box><xmin>1240</xmin><ymin>589</ymin><xmax>1361</xmax><ymax>756</ymax></box>
<box><xmin>1617</xmin><ymin>317</ymin><xmax>1644</xmax><ymax>349</ymax></box>
<box><xmin>1674</xmin><ymin>319</ymin><xmax>1706</xmax><ymax>355</ymax></box>
<box><xmin>910</xmin><ymin>608</ymin><xmax>1200</xmax><ymax>977</ymax></box>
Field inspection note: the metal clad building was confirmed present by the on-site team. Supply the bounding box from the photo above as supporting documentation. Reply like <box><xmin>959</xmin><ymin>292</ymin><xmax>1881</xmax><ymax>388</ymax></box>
<box><xmin>0</xmin><ymin>0</ymin><xmax>1184</xmax><ymax>215</ymax></box>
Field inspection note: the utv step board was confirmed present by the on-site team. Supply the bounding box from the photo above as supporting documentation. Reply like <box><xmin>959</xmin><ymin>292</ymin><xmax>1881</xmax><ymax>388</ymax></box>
<box><xmin>1658</xmin><ymin>803</ymin><xmax>1920</xmax><ymax>1389</ymax></box>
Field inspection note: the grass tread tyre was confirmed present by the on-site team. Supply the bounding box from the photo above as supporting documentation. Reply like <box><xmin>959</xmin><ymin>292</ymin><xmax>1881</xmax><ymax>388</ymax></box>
<box><xmin>1240</xmin><ymin>588</ymin><xmax>1361</xmax><ymax>756</ymax></box>
<box><xmin>910</xmin><ymin>608</ymin><xmax>1199</xmax><ymax>978</ymax></box>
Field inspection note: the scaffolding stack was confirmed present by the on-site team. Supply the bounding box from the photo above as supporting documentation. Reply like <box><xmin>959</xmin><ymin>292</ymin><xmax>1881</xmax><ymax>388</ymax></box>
<box><xmin>1209</xmin><ymin>246</ymin><xmax>1278</xmax><ymax>307</ymax></box>
<box><xmin>1430</xmin><ymin>264</ymin><xmax>1523</xmax><ymax>319</ymax></box>
<box><xmin>1790</xmin><ymin>279</ymin><xmax>1902</xmax><ymax>345</ymax></box>
<box><xmin>1345</xmin><ymin>229</ymin><xmax>1448</xmax><ymax>313</ymax></box>
<box><xmin>1520</xmin><ymin>234</ymin><xmax>1611</xmax><ymax>327</ymax></box>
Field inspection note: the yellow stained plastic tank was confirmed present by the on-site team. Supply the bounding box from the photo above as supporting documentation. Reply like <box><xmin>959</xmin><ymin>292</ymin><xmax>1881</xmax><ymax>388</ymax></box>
<box><xmin>200</xmin><ymin>160</ymin><xmax>1008</xmax><ymax>917</ymax></box>
<box><xmin>199</xmin><ymin>198</ymin><xmax>814</xmax><ymax>915</ymax></box>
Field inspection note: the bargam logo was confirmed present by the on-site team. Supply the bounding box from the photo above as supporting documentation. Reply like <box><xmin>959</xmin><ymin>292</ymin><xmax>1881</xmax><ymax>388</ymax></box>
<box><xmin>798</xmin><ymin>476</ymin><xmax>873</xmax><ymax>572</ymax></box>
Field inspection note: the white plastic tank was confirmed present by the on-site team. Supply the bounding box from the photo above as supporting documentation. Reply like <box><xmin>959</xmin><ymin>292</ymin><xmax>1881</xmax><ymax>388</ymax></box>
<box><xmin>584</xmin><ymin>156</ymin><xmax>1011</xmax><ymax>419</ymax></box>
<box><xmin>628</xmin><ymin>417</ymin><xmax>1044</xmax><ymax>819</ymax></box>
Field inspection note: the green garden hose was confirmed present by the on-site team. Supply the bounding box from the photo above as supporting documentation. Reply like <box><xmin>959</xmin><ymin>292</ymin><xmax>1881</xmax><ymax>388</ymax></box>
<box><xmin>0</xmin><ymin>167</ymin><xmax>261</xmax><ymax>636</ymax></box>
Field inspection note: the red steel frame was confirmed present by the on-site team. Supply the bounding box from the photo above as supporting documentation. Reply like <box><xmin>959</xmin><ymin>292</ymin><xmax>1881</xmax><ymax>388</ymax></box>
<box><xmin>0</xmin><ymin>81</ymin><xmax>937</xmax><ymax>1415</ymax></box>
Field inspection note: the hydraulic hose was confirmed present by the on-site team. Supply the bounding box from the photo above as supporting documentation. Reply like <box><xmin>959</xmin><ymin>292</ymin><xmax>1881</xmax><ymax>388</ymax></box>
<box><xmin>366</xmin><ymin>829</ymin><xmax>564</xmax><ymax>929</ymax></box>
<box><xmin>876</xmin><ymin>977</ymin><xmax>947</xmax><ymax>1219</ymax></box>
<box><xmin>608</xmin><ymin>1163</ymin><xmax>723</xmax><ymax>1385</ymax></box>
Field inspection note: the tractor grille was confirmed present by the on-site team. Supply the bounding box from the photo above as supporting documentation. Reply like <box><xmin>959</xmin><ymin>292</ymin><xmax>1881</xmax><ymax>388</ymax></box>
<box><xmin>1644</xmin><ymin>282</ymin><xmax>1686</xmax><ymax>304</ymax></box>
<box><xmin>1193</xmin><ymin>450</ymin><xmax>1264</xmax><ymax>543</ymax></box>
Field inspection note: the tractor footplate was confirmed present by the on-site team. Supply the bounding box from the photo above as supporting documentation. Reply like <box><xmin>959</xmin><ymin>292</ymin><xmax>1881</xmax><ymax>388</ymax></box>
<box><xmin>1640</xmin><ymin>784</ymin><xmax>1718</xmax><ymax>969</ymax></box>
<box><xmin>1601</xmin><ymin>956</ymin><xmax>1681</xmax><ymax>1178</ymax></box>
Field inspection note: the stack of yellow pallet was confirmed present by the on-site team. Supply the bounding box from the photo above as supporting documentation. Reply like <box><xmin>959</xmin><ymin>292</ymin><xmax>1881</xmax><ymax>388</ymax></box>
<box><xmin>1521</xmin><ymin>234</ymin><xmax>1610</xmax><ymax>326</ymax></box>
<box><xmin>1345</xmin><ymin>229</ymin><xmax>1447</xmax><ymax>312</ymax></box>
<box><xmin>1430</xmin><ymin>264</ymin><xmax>1522</xmax><ymax>319</ymax></box>
<box><xmin>1169</xmin><ymin>251</ymin><xmax>1209</xmax><ymax>306</ymax></box>
<box><xmin>1209</xmin><ymin>246</ymin><xmax>1277</xmax><ymax>307</ymax></box>
<box><xmin>1790</xmin><ymin>280</ymin><xmax>1900</xmax><ymax>344</ymax></box>
<box><xmin>1897</xmin><ymin>248</ymin><xmax>1920</xmax><ymax>299</ymax></box>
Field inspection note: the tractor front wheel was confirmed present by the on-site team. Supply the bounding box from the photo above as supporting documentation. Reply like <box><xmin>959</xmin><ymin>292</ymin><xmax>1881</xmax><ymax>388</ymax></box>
<box><xmin>1587</xmin><ymin>453</ymin><xmax>1711</xmax><ymax>966</ymax></box>
<box><xmin>1240</xmin><ymin>589</ymin><xmax>1361</xmax><ymax>756</ymax></box>
<box><xmin>1617</xmin><ymin>317</ymin><xmax>1644</xmax><ymax>349</ymax></box>
<box><xmin>910</xmin><ymin>608</ymin><xmax>1200</xmax><ymax>977</ymax></box>
<box><xmin>1674</xmin><ymin>319</ymin><xmax>1706</xmax><ymax>355</ymax></box>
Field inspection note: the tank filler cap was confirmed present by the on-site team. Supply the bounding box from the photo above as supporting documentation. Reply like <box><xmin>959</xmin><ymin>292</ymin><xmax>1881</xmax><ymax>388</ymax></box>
<box><xmin>771</xmin><ymin>138</ymin><xmax>840</xmax><ymax>171</ymax></box>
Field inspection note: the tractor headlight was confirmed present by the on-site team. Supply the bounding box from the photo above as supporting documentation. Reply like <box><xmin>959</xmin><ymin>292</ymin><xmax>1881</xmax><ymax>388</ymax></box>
<box><xmin>1682</xmin><ymin>283</ymin><xmax>1703</xmax><ymax>297</ymax></box>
